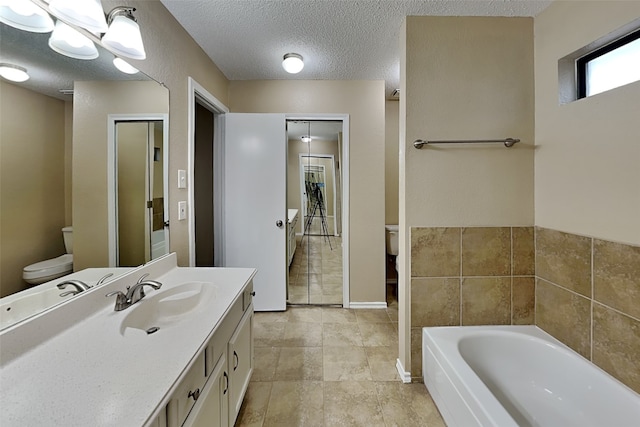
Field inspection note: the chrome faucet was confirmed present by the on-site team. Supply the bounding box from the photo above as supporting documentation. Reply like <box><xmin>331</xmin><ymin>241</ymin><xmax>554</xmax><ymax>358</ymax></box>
<box><xmin>57</xmin><ymin>280</ymin><xmax>91</xmax><ymax>297</ymax></box>
<box><xmin>105</xmin><ymin>274</ymin><xmax>162</xmax><ymax>311</ymax></box>
<box><xmin>95</xmin><ymin>273</ymin><xmax>114</xmax><ymax>286</ymax></box>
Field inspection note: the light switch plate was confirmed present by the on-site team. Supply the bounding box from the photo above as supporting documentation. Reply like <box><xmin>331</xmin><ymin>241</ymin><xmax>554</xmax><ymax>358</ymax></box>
<box><xmin>178</xmin><ymin>201</ymin><xmax>187</xmax><ymax>220</ymax></box>
<box><xmin>177</xmin><ymin>169</ymin><xmax>187</xmax><ymax>189</ymax></box>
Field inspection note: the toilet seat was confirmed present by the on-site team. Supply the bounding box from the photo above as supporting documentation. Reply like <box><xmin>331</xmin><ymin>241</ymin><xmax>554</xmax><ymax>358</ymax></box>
<box><xmin>23</xmin><ymin>254</ymin><xmax>73</xmax><ymax>284</ymax></box>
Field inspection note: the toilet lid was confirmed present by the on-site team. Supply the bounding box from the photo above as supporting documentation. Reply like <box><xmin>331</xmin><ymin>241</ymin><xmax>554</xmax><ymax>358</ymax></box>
<box><xmin>23</xmin><ymin>254</ymin><xmax>73</xmax><ymax>276</ymax></box>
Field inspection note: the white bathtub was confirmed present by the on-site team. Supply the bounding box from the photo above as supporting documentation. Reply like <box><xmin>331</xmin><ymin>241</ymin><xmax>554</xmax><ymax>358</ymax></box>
<box><xmin>422</xmin><ymin>325</ymin><xmax>640</xmax><ymax>427</ymax></box>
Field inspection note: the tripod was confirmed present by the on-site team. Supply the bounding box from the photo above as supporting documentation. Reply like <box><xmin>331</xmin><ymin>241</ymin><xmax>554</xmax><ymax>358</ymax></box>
<box><xmin>303</xmin><ymin>183</ymin><xmax>333</xmax><ymax>250</ymax></box>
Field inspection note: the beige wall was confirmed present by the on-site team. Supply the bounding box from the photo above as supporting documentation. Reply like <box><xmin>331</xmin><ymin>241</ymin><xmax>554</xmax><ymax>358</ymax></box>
<box><xmin>0</xmin><ymin>82</ymin><xmax>67</xmax><ymax>297</ymax></box>
<box><xmin>230</xmin><ymin>80</ymin><xmax>386</xmax><ymax>303</ymax></box>
<box><xmin>102</xmin><ymin>0</ymin><xmax>230</xmax><ymax>266</ymax></box>
<box><xmin>385</xmin><ymin>100</ymin><xmax>399</xmax><ymax>225</ymax></box>
<box><xmin>533</xmin><ymin>1</ymin><xmax>640</xmax><ymax>394</ymax></box>
<box><xmin>399</xmin><ymin>16</ymin><xmax>535</xmax><ymax>375</ymax></box>
<box><xmin>73</xmin><ymin>80</ymin><xmax>168</xmax><ymax>270</ymax></box>
<box><xmin>534</xmin><ymin>1</ymin><xmax>640</xmax><ymax>246</ymax></box>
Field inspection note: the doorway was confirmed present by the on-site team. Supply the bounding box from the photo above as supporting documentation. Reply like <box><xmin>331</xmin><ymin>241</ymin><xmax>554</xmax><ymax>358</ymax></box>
<box><xmin>286</xmin><ymin>120</ymin><xmax>344</xmax><ymax>306</ymax></box>
<box><xmin>108</xmin><ymin>116</ymin><xmax>169</xmax><ymax>267</ymax></box>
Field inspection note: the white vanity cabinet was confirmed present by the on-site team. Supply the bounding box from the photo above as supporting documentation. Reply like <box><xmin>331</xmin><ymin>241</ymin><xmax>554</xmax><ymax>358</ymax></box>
<box><xmin>169</xmin><ymin>282</ymin><xmax>254</xmax><ymax>427</ymax></box>
<box><xmin>288</xmin><ymin>209</ymin><xmax>299</xmax><ymax>266</ymax></box>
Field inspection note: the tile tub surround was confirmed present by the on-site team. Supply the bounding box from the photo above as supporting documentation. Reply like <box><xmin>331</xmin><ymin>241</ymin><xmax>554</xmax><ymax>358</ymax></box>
<box><xmin>535</xmin><ymin>227</ymin><xmax>640</xmax><ymax>394</ymax></box>
<box><xmin>410</xmin><ymin>226</ymin><xmax>535</xmax><ymax>378</ymax></box>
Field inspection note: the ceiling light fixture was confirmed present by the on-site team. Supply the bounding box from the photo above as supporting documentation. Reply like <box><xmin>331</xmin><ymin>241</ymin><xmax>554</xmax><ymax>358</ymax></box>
<box><xmin>0</xmin><ymin>63</ymin><xmax>29</xmax><ymax>82</ymax></box>
<box><xmin>0</xmin><ymin>0</ymin><xmax>54</xmax><ymax>32</ymax></box>
<box><xmin>48</xmin><ymin>20</ymin><xmax>99</xmax><ymax>60</ymax></box>
<box><xmin>48</xmin><ymin>0</ymin><xmax>108</xmax><ymax>33</ymax></box>
<box><xmin>113</xmin><ymin>57</ymin><xmax>139</xmax><ymax>74</ymax></box>
<box><xmin>300</xmin><ymin>135</ymin><xmax>312</xmax><ymax>143</ymax></box>
<box><xmin>282</xmin><ymin>53</ymin><xmax>304</xmax><ymax>74</ymax></box>
<box><xmin>102</xmin><ymin>7</ymin><xmax>146</xmax><ymax>60</ymax></box>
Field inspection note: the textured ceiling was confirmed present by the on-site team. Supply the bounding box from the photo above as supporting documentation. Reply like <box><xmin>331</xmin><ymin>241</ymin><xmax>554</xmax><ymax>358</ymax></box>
<box><xmin>160</xmin><ymin>0</ymin><xmax>552</xmax><ymax>97</ymax></box>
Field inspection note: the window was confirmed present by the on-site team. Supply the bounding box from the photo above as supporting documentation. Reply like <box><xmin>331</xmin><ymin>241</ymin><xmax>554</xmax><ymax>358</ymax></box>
<box><xmin>576</xmin><ymin>30</ymin><xmax>640</xmax><ymax>98</ymax></box>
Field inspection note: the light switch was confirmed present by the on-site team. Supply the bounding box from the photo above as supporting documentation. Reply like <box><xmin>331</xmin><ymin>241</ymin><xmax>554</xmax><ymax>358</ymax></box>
<box><xmin>178</xmin><ymin>201</ymin><xmax>187</xmax><ymax>220</ymax></box>
<box><xmin>177</xmin><ymin>169</ymin><xmax>187</xmax><ymax>189</ymax></box>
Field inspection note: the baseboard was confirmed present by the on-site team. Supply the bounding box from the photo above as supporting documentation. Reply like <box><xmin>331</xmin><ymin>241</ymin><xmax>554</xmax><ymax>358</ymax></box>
<box><xmin>348</xmin><ymin>302</ymin><xmax>387</xmax><ymax>309</ymax></box>
<box><xmin>396</xmin><ymin>358</ymin><xmax>412</xmax><ymax>383</ymax></box>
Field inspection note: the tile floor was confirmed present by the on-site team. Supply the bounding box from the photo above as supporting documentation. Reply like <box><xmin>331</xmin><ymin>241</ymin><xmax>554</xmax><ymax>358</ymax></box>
<box><xmin>288</xmin><ymin>230</ymin><xmax>343</xmax><ymax>305</ymax></box>
<box><xmin>235</xmin><ymin>295</ymin><xmax>446</xmax><ymax>426</ymax></box>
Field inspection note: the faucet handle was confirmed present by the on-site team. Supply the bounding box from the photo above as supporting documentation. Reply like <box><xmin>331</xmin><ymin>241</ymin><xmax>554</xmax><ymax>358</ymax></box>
<box><xmin>106</xmin><ymin>291</ymin><xmax>129</xmax><ymax>311</ymax></box>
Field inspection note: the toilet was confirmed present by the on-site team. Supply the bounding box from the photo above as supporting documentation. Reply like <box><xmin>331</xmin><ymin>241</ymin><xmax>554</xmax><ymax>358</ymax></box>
<box><xmin>23</xmin><ymin>227</ymin><xmax>74</xmax><ymax>285</ymax></box>
<box><xmin>385</xmin><ymin>224</ymin><xmax>399</xmax><ymax>271</ymax></box>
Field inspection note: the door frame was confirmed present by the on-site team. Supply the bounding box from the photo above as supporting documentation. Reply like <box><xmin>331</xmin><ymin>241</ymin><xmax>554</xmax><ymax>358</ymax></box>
<box><xmin>187</xmin><ymin>77</ymin><xmax>229</xmax><ymax>267</ymax></box>
<box><xmin>287</xmin><ymin>114</ymin><xmax>350</xmax><ymax>308</ymax></box>
<box><xmin>107</xmin><ymin>113</ymin><xmax>169</xmax><ymax>267</ymax></box>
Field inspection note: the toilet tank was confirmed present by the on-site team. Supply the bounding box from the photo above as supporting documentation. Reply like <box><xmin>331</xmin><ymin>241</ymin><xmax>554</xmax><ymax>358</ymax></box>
<box><xmin>385</xmin><ymin>224</ymin><xmax>399</xmax><ymax>256</ymax></box>
<box><xmin>62</xmin><ymin>226</ymin><xmax>73</xmax><ymax>254</ymax></box>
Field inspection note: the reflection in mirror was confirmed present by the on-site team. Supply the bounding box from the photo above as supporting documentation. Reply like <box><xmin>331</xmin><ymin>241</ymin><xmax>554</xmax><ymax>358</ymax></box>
<box><xmin>0</xmin><ymin>4</ymin><xmax>168</xmax><ymax>324</ymax></box>
<box><xmin>114</xmin><ymin>120</ymin><xmax>169</xmax><ymax>266</ymax></box>
<box><xmin>286</xmin><ymin>121</ymin><xmax>343</xmax><ymax>306</ymax></box>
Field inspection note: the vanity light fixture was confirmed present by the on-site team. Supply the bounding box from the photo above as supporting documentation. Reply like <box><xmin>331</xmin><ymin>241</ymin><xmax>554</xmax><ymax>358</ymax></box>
<box><xmin>48</xmin><ymin>20</ymin><xmax>99</xmax><ymax>60</ymax></box>
<box><xmin>301</xmin><ymin>135</ymin><xmax>312</xmax><ymax>143</ymax></box>
<box><xmin>0</xmin><ymin>63</ymin><xmax>29</xmax><ymax>82</ymax></box>
<box><xmin>282</xmin><ymin>53</ymin><xmax>304</xmax><ymax>74</ymax></box>
<box><xmin>102</xmin><ymin>7</ymin><xmax>146</xmax><ymax>60</ymax></box>
<box><xmin>0</xmin><ymin>0</ymin><xmax>54</xmax><ymax>32</ymax></box>
<box><xmin>48</xmin><ymin>0</ymin><xmax>108</xmax><ymax>34</ymax></box>
<box><xmin>113</xmin><ymin>57</ymin><xmax>139</xmax><ymax>74</ymax></box>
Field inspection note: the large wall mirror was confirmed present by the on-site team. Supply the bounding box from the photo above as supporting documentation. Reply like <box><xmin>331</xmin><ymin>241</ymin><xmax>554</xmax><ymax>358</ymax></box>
<box><xmin>0</xmin><ymin>5</ymin><xmax>169</xmax><ymax>325</ymax></box>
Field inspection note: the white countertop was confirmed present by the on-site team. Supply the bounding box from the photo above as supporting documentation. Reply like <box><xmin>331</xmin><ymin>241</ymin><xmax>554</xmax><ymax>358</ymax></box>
<box><xmin>0</xmin><ymin>254</ymin><xmax>256</xmax><ymax>426</ymax></box>
<box><xmin>288</xmin><ymin>208</ymin><xmax>299</xmax><ymax>224</ymax></box>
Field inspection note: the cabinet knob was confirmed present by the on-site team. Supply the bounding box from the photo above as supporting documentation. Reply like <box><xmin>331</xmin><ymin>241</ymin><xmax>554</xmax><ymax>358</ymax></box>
<box><xmin>188</xmin><ymin>388</ymin><xmax>200</xmax><ymax>401</ymax></box>
<box><xmin>250</xmin><ymin>291</ymin><xmax>256</xmax><ymax>297</ymax></box>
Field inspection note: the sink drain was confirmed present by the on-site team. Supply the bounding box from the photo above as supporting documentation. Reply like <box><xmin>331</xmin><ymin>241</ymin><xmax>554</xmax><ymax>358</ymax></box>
<box><xmin>146</xmin><ymin>326</ymin><xmax>160</xmax><ymax>335</ymax></box>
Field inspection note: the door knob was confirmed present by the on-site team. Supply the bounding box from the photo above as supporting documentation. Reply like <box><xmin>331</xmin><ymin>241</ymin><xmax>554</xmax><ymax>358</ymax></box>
<box><xmin>276</xmin><ymin>220</ymin><xmax>284</xmax><ymax>228</ymax></box>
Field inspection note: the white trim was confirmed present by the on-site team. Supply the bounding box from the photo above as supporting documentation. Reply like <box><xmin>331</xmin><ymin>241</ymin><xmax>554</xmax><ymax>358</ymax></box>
<box><xmin>286</xmin><ymin>114</ymin><xmax>350</xmax><ymax>308</ymax></box>
<box><xmin>396</xmin><ymin>358</ymin><xmax>412</xmax><ymax>384</ymax></box>
<box><xmin>349</xmin><ymin>302</ymin><xmax>388</xmax><ymax>309</ymax></box>
<box><xmin>187</xmin><ymin>77</ymin><xmax>229</xmax><ymax>267</ymax></box>
<box><xmin>107</xmin><ymin>113</ymin><xmax>169</xmax><ymax>267</ymax></box>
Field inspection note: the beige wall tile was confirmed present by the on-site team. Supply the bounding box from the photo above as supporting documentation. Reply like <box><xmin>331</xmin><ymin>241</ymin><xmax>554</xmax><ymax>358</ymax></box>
<box><xmin>593</xmin><ymin>239</ymin><xmax>640</xmax><ymax>319</ymax></box>
<box><xmin>592</xmin><ymin>304</ymin><xmax>640</xmax><ymax>394</ymax></box>
<box><xmin>536</xmin><ymin>278</ymin><xmax>591</xmax><ymax>358</ymax></box>
<box><xmin>411</xmin><ymin>278</ymin><xmax>460</xmax><ymax>327</ymax></box>
<box><xmin>462</xmin><ymin>277</ymin><xmax>511</xmax><ymax>325</ymax></box>
<box><xmin>411</xmin><ymin>228</ymin><xmax>460</xmax><ymax>277</ymax></box>
<box><xmin>411</xmin><ymin>327</ymin><xmax>423</xmax><ymax>379</ymax></box>
<box><xmin>536</xmin><ymin>227</ymin><xmax>591</xmax><ymax>297</ymax></box>
<box><xmin>462</xmin><ymin>227</ymin><xmax>510</xmax><ymax>276</ymax></box>
<box><xmin>513</xmin><ymin>227</ymin><xmax>535</xmax><ymax>275</ymax></box>
<box><xmin>512</xmin><ymin>277</ymin><xmax>535</xmax><ymax>325</ymax></box>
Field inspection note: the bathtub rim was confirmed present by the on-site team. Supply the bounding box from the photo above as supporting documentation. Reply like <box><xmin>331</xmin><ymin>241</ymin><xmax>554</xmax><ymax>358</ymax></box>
<box><xmin>422</xmin><ymin>325</ymin><xmax>640</xmax><ymax>427</ymax></box>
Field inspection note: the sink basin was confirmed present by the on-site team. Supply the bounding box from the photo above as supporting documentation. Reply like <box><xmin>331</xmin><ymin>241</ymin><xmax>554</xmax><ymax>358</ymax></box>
<box><xmin>119</xmin><ymin>281</ymin><xmax>216</xmax><ymax>336</ymax></box>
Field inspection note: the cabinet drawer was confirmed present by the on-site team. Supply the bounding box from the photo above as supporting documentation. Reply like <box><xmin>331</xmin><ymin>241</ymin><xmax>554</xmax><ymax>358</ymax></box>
<box><xmin>168</xmin><ymin>352</ymin><xmax>207</xmax><ymax>427</ymax></box>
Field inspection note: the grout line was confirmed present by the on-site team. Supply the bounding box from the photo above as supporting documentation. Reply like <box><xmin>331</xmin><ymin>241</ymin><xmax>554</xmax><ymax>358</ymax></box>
<box><xmin>510</xmin><ymin>227</ymin><xmax>514</xmax><ymax>325</ymax></box>
<box><xmin>590</xmin><ymin>237</ymin><xmax>594</xmax><ymax>362</ymax></box>
<box><xmin>459</xmin><ymin>228</ymin><xmax>463</xmax><ymax>326</ymax></box>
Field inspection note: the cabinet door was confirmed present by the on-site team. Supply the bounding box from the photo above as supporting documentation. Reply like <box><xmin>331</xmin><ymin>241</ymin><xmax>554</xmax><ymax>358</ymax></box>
<box><xmin>228</xmin><ymin>309</ymin><xmax>253</xmax><ymax>426</ymax></box>
<box><xmin>185</xmin><ymin>353</ymin><xmax>229</xmax><ymax>427</ymax></box>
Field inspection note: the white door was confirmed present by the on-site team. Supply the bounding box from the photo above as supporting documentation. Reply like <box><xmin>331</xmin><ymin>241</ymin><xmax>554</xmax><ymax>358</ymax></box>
<box><xmin>223</xmin><ymin>113</ymin><xmax>287</xmax><ymax>311</ymax></box>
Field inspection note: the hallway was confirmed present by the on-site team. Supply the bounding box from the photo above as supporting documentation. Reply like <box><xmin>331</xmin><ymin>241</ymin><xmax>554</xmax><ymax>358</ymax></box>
<box><xmin>235</xmin><ymin>295</ymin><xmax>446</xmax><ymax>426</ymax></box>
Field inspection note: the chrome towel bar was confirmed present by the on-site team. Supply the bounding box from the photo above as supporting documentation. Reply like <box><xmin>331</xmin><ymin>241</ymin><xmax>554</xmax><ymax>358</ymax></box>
<box><xmin>413</xmin><ymin>138</ymin><xmax>520</xmax><ymax>149</ymax></box>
